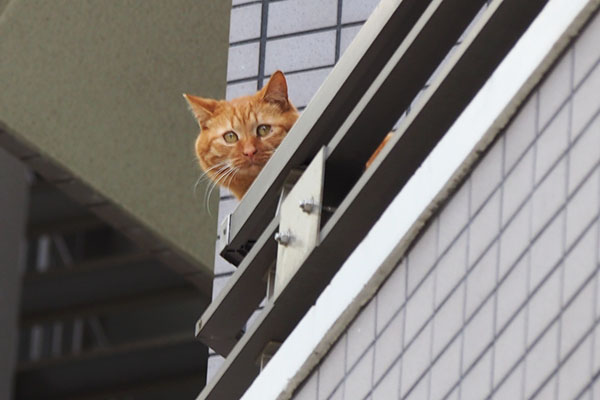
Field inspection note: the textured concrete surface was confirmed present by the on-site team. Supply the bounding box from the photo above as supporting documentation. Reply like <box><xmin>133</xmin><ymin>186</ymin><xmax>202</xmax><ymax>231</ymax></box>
<box><xmin>0</xmin><ymin>0</ymin><xmax>231</xmax><ymax>279</ymax></box>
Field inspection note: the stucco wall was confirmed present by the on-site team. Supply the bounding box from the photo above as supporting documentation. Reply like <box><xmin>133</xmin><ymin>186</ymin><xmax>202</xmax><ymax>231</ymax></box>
<box><xmin>291</xmin><ymin>9</ymin><xmax>600</xmax><ymax>400</ymax></box>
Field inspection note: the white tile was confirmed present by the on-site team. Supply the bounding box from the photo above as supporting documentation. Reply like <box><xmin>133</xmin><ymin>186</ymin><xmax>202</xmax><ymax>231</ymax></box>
<box><xmin>560</xmin><ymin>278</ymin><xmax>595</xmax><ymax>359</ymax></box>
<box><xmin>432</xmin><ymin>282</ymin><xmax>464</xmax><ymax>359</ymax></box>
<box><xmin>558</xmin><ymin>335</ymin><xmax>593</xmax><ymax>400</ymax></box>
<box><xmin>524</xmin><ymin>323</ymin><xmax>559</xmax><ymax>399</ymax></box>
<box><xmin>229</xmin><ymin>4</ymin><xmax>262</xmax><ymax>43</ymax></box>
<box><xmin>265</xmin><ymin>30</ymin><xmax>336</xmax><ymax>75</ymax></box>
<box><xmin>342</xmin><ymin>0</ymin><xmax>381</xmax><ymax>23</ymax></box>
<box><xmin>572</xmin><ymin>60</ymin><xmax>600</xmax><ymax>138</ymax></box>
<box><xmin>574</xmin><ymin>10</ymin><xmax>600</xmax><ymax>86</ymax></box>
<box><xmin>471</xmin><ymin>139</ymin><xmax>503</xmax><ymax>214</ymax></box>
<box><xmin>527</xmin><ymin>268</ymin><xmax>561</xmax><ymax>347</ymax></box>
<box><xmin>535</xmin><ymin>104</ymin><xmax>569</xmax><ymax>184</ymax></box>
<box><xmin>492</xmin><ymin>362</ymin><xmax>524</xmax><ymax>400</ymax></box>
<box><xmin>463</xmin><ymin>297</ymin><xmax>494</xmax><ymax>371</ymax></box>
<box><xmin>226</xmin><ymin>80</ymin><xmax>258</xmax><ymax>100</ymax></box>
<box><xmin>502</xmin><ymin>148</ymin><xmax>534</xmax><ymax>226</ymax></box>
<box><xmin>434</xmin><ymin>232</ymin><xmax>467</xmax><ymax>309</ymax></box>
<box><xmin>430</xmin><ymin>338</ymin><xmax>461</xmax><ymax>400</ymax></box>
<box><xmin>294</xmin><ymin>372</ymin><xmax>318</xmax><ymax>400</ymax></box>
<box><xmin>267</xmin><ymin>0</ymin><xmax>337</xmax><ymax>37</ymax></box>
<box><xmin>538</xmin><ymin>50</ymin><xmax>572</xmax><ymax>131</ymax></box>
<box><xmin>227</xmin><ymin>42</ymin><xmax>260</xmax><ymax>81</ymax></box>
<box><xmin>531</xmin><ymin>159</ymin><xmax>567</xmax><ymax>237</ymax></box>
<box><xmin>530</xmin><ymin>212</ymin><xmax>564</xmax><ymax>291</ymax></box>
<box><xmin>340</xmin><ymin>25</ymin><xmax>362</xmax><ymax>57</ymax></box>
<box><xmin>461</xmin><ymin>350</ymin><xmax>492</xmax><ymax>400</ymax></box>
<box><xmin>493</xmin><ymin>309</ymin><xmax>526</xmax><ymax>386</ymax></box>
<box><xmin>504</xmin><ymin>95</ymin><xmax>537</xmax><ymax>173</ymax></box>
<box><xmin>566</xmin><ymin>168</ymin><xmax>600</xmax><ymax>249</ymax></box>
<box><xmin>407</xmin><ymin>219</ymin><xmax>438</xmax><ymax>295</ymax></box>
<box><xmin>498</xmin><ymin>200</ymin><xmax>531</xmax><ymax>279</ymax></box>
<box><xmin>465</xmin><ymin>243</ymin><xmax>497</xmax><ymax>320</ymax></box>
<box><xmin>376</xmin><ymin>259</ymin><xmax>407</xmax><ymax>334</ymax></box>
<box><xmin>438</xmin><ymin>181</ymin><xmax>470</xmax><ymax>254</ymax></box>
<box><xmin>468</xmin><ymin>191</ymin><xmax>501</xmax><ymax>266</ymax></box>
<box><xmin>404</xmin><ymin>274</ymin><xmax>434</xmax><ymax>345</ymax></box>
<box><xmin>496</xmin><ymin>254</ymin><xmax>528</xmax><ymax>331</ymax></box>
<box><xmin>563</xmin><ymin>225</ymin><xmax>598</xmax><ymax>302</ymax></box>
<box><xmin>345</xmin><ymin>347</ymin><xmax>374</xmax><ymax>400</ymax></box>
<box><xmin>372</xmin><ymin>361</ymin><xmax>400</xmax><ymax>400</ymax></box>
<box><xmin>347</xmin><ymin>301</ymin><xmax>376</xmax><ymax>370</ymax></box>
<box><xmin>568</xmin><ymin>115</ymin><xmax>600</xmax><ymax>195</ymax></box>
<box><xmin>284</xmin><ymin>68</ymin><xmax>332</xmax><ymax>108</ymax></box>
<box><xmin>318</xmin><ymin>335</ymin><xmax>347</xmax><ymax>400</ymax></box>
<box><xmin>400</xmin><ymin>322</ymin><xmax>432</xmax><ymax>398</ymax></box>
<box><xmin>373</xmin><ymin>308</ymin><xmax>403</xmax><ymax>384</ymax></box>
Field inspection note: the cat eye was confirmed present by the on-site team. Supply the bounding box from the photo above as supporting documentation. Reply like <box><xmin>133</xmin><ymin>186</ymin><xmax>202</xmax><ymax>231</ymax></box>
<box><xmin>223</xmin><ymin>131</ymin><xmax>239</xmax><ymax>143</ymax></box>
<box><xmin>256</xmin><ymin>124</ymin><xmax>271</xmax><ymax>137</ymax></box>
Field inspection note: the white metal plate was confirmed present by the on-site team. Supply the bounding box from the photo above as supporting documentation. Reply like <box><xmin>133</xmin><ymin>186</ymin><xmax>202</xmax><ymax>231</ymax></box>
<box><xmin>274</xmin><ymin>148</ymin><xmax>326</xmax><ymax>298</ymax></box>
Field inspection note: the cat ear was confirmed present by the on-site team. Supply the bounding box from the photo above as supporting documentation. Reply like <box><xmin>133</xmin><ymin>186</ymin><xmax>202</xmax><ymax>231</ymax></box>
<box><xmin>183</xmin><ymin>94</ymin><xmax>218</xmax><ymax>125</ymax></box>
<box><xmin>261</xmin><ymin>70</ymin><xmax>289</xmax><ymax>106</ymax></box>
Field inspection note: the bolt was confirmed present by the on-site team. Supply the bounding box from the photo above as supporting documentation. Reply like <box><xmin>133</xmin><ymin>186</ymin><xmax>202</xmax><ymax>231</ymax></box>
<box><xmin>299</xmin><ymin>199</ymin><xmax>315</xmax><ymax>214</ymax></box>
<box><xmin>274</xmin><ymin>231</ymin><xmax>291</xmax><ymax>246</ymax></box>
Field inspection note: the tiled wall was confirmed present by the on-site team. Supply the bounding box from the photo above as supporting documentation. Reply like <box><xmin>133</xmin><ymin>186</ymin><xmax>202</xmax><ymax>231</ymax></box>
<box><xmin>208</xmin><ymin>0</ymin><xmax>381</xmax><ymax>381</ymax></box>
<box><xmin>291</xmin><ymin>10</ymin><xmax>600</xmax><ymax>400</ymax></box>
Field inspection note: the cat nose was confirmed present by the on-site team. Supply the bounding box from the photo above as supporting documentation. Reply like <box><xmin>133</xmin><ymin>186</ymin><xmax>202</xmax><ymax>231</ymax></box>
<box><xmin>243</xmin><ymin>146</ymin><xmax>257</xmax><ymax>159</ymax></box>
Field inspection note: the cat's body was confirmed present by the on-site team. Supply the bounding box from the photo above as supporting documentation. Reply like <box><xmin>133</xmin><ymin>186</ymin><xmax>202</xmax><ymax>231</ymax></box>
<box><xmin>184</xmin><ymin>71</ymin><xmax>299</xmax><ymax>199</ymax></box>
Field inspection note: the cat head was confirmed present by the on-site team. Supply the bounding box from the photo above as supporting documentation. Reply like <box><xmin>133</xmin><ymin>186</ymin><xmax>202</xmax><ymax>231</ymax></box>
<box><xmin>184</xmin><ymin>71</ymin><xmax>299</xmax><ymax>199</ymax></box>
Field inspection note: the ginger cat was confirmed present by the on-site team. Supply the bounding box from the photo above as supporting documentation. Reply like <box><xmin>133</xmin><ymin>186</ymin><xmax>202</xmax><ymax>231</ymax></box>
<box><xmin>184</xmin><ymin>71</ymin><xmax>299</xmax><ymax>200</ymax></box>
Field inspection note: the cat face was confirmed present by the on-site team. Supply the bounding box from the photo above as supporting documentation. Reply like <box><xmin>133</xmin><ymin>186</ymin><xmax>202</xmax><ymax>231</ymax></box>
<box><xmin>184</xmin><ymin>71</ymin><xmax>299</xmax><ymax>199</ymax></box>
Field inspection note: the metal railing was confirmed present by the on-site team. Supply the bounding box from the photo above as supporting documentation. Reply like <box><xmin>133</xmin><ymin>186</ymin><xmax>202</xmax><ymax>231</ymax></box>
<box><xmin>196</xmin><ymin>0</ymin><xmax>550</xmax><ymax>398</ymax></box>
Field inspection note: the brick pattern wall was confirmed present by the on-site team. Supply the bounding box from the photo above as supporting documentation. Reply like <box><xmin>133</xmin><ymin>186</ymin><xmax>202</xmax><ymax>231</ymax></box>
<box><xmin>208</xmin><ymin>0</ymin><xmax>380</xmax><ymax>381</ymax></box>
<box><xmin>291</xmin><ymin>10</ymin><xmax>600</xmax><ymax>400</ymax></box>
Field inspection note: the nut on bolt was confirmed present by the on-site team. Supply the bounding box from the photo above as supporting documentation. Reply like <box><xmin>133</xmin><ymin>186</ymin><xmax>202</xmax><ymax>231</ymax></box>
<box><xmin>299</xmin><ymin>199</ymin><xmax>315</xmax><ymax>214</ymax></box>
<box><xmin>274</xmin><ymin>231</ymin><xmax>291</xmax><ymax>246</ymax></box>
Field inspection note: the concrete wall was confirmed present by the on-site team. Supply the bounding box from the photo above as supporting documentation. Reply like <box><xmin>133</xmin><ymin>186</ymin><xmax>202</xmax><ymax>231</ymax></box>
<box><xmin>291</xmin><ymin>9</ymin><xmax>600</xmax><ymax>400</ymax></box>
<box><xmin>208</xmin><ymin>0</ymin><xmax>381</xmax><ymax>382</ymax></box>
<box><xmin>0</xmin><ymin>148</ymin><xmax>29</xmax><ymax>400</ymax></box>
<box><xmin>0</xmin><ymin>0</ymin><xmax>232</xmax><ymax>283</ymax></box>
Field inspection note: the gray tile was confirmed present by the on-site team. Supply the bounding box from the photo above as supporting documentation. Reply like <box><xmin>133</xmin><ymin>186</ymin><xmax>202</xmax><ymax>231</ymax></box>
<box><xmin>491</xmin><ymin>362</ymin><xmax>523</xmax><ymax>400</ymax></box>
<box><xmin>530</xmin><ymin>375</ymin><xmax>556</xmax><ymax>400</ymax></box>
<box><xmin>318</xmin><ymin>335</ymin><xmax>347</xmax><ymax>400</ymax></box>
<box><xmin>438</xmin><ymin>180</ymin><xmax>470</xmax><ymax>254</ymax></box>
<box><xmin>465</xmin><ymin>242</ymin><xmax>497</xmax><ymax>320</ymax></box>
<box><xmin>407</xmin><ymin>219</ymin><xmax>438</xmax><ymax>295</ymax></box>
<box><xmin>404</xmin><ymin>273</ymin><xmax>434</xmax><ymax>345</ymax></box>
<box><xmin>432</xmin><ymin>282</ymin><xmax>464</xmax><ymax>360</ymax></box>
<box><xmin>229</xmin><ymin>4</ymin><xmax>262</xmax><ymax>43</ymax></box>
<box><xmin>285</xmin><ymin>67</ymin><xmax>332</xmax><ymax>108</ymax></box>
<box><xmin>524</xmin><ymin>322</ymin><xmax>559</xmax><ymax>399</ymax></box>
<box><xmin>565</xmin><ymin>167</ymin><xmax>599</xmax><ymax>249</ymax></box>
<box><xmin>530</xmin><ymin>212</ymin><xmax>563</xmax><ymax>291</ymax></box>
<box><xmin>400</xmin><ymin>322</ymin><xmax>432</xmax><ymax>398</ymax></box>
<box><xmin>294</xmin><ymin>372</ymin><xmax>318</xmax><ymax>400</ymax></box>
<box><xmin>573</xmin><ymin>60</ymin><xmax>600</xmax><ymax>138</ymax></box>
<box><xmin>226</xmin><ymin>80</ymin><xmax>258</xmax><ymax>100</ymax></box>
<box><xmin>347</xmin><ymin>301</ymin><xmax>376</xmax><ymax>370</ymax></box>
<box><xmin>461</xmin><ymin>350</ymin><xmax>492</xmax><ymax>400</ymax></box>
<box><xmin>594</xmin><ymin>323</ymin><xmax>600</xmax><ymax>375</ymax></box>
<box><xmin>504</xmin><ymin>94</ymin><xmax>537</xmax><ymax>173</ymax></box>
<box><xmin>493</xmin><ymin>309</ymin><xmax>526</xmax><ymax>386</ymax></box>
<box><xmin>376</xmin><ymin>258</ymin><xmax>406</xmax><ymax>335</ymax></box>
<box><xmin>532</xmin><ymin>158</ymin><xmax>567</xmax><ymax>237</ymax></box>
<box><xmin>535</xmin><ymin>103</ymin><xmax>569</xmax><ymax>184</ymax></box>
<box><xmin>430</xmin><ymin>337</ymin><xmax>461</xmax><ymax>400</ymax></box>
<box><xmin>268</xmin><ymin>0</ymin><xmax>337</xmax><ymax>37</ymax></box>
<box><xmin>372</xmin><ymin>361</ymin><xmax>400</xmax><ymax>400</ymax></box>
<box><xmin>227</xmin><ymin>42</ymin><xmax>260</xmax><ymax>81</ymax></box>
<box><xmin>471</xmin><ymin>138</ymin><xmax>503</xmax><ymax>214</ymax></box>
<box><xmin>328</xmin><ymin>385</ymin><xmax>344</xmax><ymax>400</ymax></box>
<box><xmin>498</xmin><ymin>199</ymin><xmax>531</xmax><ymax>279</ymax></box>
<box><xmin>526</xmin><ymin>267</ymin><xmax>561</xmax><ymax>347</ymax></box>
<box><xmin>574</xmin><ymin>11</ymin><xmax>600</xmax><ymax>86</ymax></box>
<box><xmin>434</xmin><ymin>232</ymin><xmax>467</xmax><ymax>309</ymax></box>
<box><xmin>340</xmin><ymin>25</ymin><xmax>362</xmax><ymax>57</ymax></box>
<box><xmin>568</xmin><ymin>114</ymin><xmax>600</xmax><ymax>195</ymax></box>
<box><xmin>558</xmin><ymin>335</ymin><xmax>593</xmax><ymax>400</ymax></box>
<box><xmin>265</xmin><ymin>30</ymin><xmax>336</xmax><ymax>75</ymax></box>
<box><xmin>538</xmin><ymin>49</ymin><xmax>572</xmax><ymax>131</ymax></box>
<box><xmin>496</xmin><ymin>254</ymin><xmax>528</xmax><ymax>331</ymax></box>
<box><xmin>345</xmin><ymin>347</ymin><xmax>374</xmax><ymax>400</ymax></box>
<box><xmin>559</xmin><ymin>277</ymin><xmax>595</xmax><ymax>359</ymax></box>
<box><xmin>342</xmin><ymin>0</ymin><xmax>381</xmax><ymax>24</ymax></box>
<box><xmin>563</xmin><ymin>224</ymin><xmax>598</xmax><ymax>303</ymax></box>
<box><xmin>374</xmin><ymin>308</ymin><xmax>403</xmax><ymax>384</ymax></box>
<box><xmin>463</xmin><ymin>297</ymin><xmax>494</xmax><ymax>371</ymax></box>
<box><xmin>468</xmin><ymin>190</ymin><xmax>501</xmax><ymax>267</ymax></box>
<box><xmin>502</xmin><ymin>147</ymin><xmax>534</xmax><ymax>227</ymax></box>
